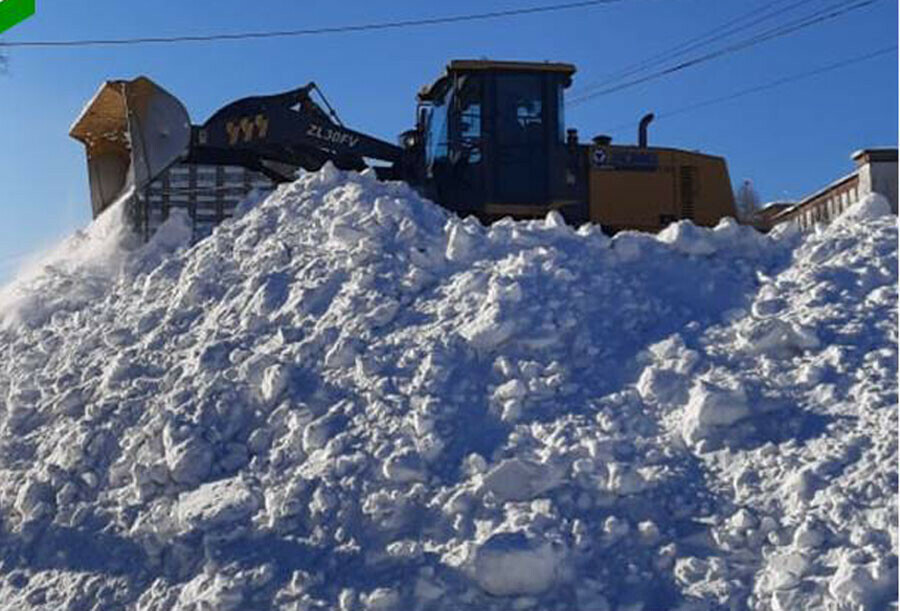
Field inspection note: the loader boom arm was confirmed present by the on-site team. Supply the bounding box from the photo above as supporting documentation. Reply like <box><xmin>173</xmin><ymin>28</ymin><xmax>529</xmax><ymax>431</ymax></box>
<box><xmin>190</xmin><ymin>83</ymin><xmax>405</xmax><ymax>176</ymax></box>
<box><xmin>70</xmin><ymin>77</ymin><xmax>409</xmax><ymax>218</ymax></box>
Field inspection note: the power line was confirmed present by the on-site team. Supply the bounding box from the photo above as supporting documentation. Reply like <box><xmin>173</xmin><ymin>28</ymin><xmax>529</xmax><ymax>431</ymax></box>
<box><xmin>599</xmin><ymin>45</ymin><xmax>897</xmax><ymax>135</ymax></box>
<box><xmin>568</xmin><ymin>0</ymin><xmax>881</xmax><ymax>106</ymax></box>
<box><xmin>0</xmin><ymin>0</ymin><xmax>629</xmax><ymax>49</ymax></box>
<box><xmin>569</xmin><ymin>0</ymin><xmax>878</xmax><ymax>104</ymax></box>
<box><xmin>570</xmin><ymin>0</ymin><xmax>818</xmax><ymax>96</ymax></box>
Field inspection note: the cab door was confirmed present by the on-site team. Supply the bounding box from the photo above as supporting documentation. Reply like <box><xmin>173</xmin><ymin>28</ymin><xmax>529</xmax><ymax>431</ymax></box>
<box><xmin>449</xmin><ymin>75</ymin><xmax>486</xmax><ymax>213</ymax></box>
<box><xmin>492</xmin><ymin>73</ymin><xmax>548</xmax><ymax>205</ymax></box>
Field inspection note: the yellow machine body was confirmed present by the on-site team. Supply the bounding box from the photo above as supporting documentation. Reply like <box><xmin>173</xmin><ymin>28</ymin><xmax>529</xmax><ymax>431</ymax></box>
<box><xmin>587</xmin><ymin>145</ymin><xmax>736</xmax><ymax>233</ymax></box>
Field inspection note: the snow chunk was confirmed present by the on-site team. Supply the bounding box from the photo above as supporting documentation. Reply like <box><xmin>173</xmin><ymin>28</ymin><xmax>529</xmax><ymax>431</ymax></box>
<box><xmin>164</xmin><ymin>430</ymin><xmax>214</xmax><ymax>487</ymax></box>
<box><xmin>15</xmin><ymin>479</ymin><xmax>54</xmax><ymax>522</ymax></box>
<box><xmin>473</xmin><ymin>532</ymin><xmax>567</xmax><ymax>596</ymax></box>
<box><xmin>736</xmin><ymin>318</ymin><xmax>820</xmax><ymax>357</ymax></box>
<box><xmin>828</xmin><ymin>554</ymin><xmax>897</xmax><ymax>608</ymax></box>
<box><xmin>493</xmin><ymin>379</ymin><xmax>528</xmax><ymax>401</ymax></box>
<box><xmin>177</xmin><ymin>476</ymin><xmax>260</xmax><ymax>531</ymax></box>
<box><xmin>259</xmin><ymin>363</ymin><xmax>290</xmax><ymax>405</ymax></box>
<box><xmin>636</xmin><ymin>366</ymin><xmax>688</xmax><ymax>406</ymax></box>
<box><xmin>458</xmin><ymin>303</ymin><xmax>516</xmax><ymax>350</ymax></box>
<box><xmin>383</xmin><ymin>449</ymin><xmax>426</xmax><ymax>483</ymax></box>
<box><xmin>657</xmin><ymin>221</ymin><xmax>717</xmax><ymax>255</ymax></box>
<box><xmin>361</xmin><ymin>587</ymin><xmax>401</xmax><ymax>610</ymax></box>
<box><xmin>682</xmin><ymin>379</ymin><xmax>750</xmax><ymax>449</ymax></box>
<box><xmin>792</xmin><ymin>518</ymin><xmax>825</xmax><ymax>548</ymax></box>
<box><xmin>446</xmin><ymin>221</ymin><xmax>480</xmax><ymax>262</ymax></box>
<box><xmin>481</xmin><ymin>458</ymin><xmax>558</xmax><ymax>502</ymax></box>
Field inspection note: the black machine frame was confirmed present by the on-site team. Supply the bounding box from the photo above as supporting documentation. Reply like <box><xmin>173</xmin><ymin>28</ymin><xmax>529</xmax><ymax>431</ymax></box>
<box><xmin>71</xmin><ymin>61</ymin><xmax>594</xmax><ymax>240</ymax></box>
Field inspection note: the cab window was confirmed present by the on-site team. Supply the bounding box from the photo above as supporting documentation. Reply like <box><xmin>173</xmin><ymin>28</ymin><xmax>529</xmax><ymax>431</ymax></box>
<box><xmin>423</xmin><ymin>96</ymin><xmax>449</xmax><ymax>168</ymax></box>
<box><xmin>496</xmin><ymin>74</ymin><xmax>544</xmax><ymax>146</ymax></box>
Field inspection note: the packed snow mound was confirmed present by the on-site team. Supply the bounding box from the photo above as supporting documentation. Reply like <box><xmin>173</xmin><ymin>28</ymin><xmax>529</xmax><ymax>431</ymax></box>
<box><xmin>0</xmin><ymin>165</ymin><xmax>895</xmax><ymax>610</ymax></box>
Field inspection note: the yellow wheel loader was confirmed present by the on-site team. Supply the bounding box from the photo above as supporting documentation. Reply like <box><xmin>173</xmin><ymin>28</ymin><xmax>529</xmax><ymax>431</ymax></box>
<box><xmin>70</xmin><ymin>60</ymin><xmax>737</xmax><ymax>240</ymax></box>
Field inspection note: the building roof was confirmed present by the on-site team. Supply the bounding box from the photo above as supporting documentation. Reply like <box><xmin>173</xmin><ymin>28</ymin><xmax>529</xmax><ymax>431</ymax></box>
<box><xmin>755</xmin><ymin>202</ymin><xmax>794</xmax><ymax>221</ymax></box>
<box><xmin>759</xmin><ymin>201</ymin><xmax>795</xmax><ymax>211</ymax></box>
<box><xmin>772</xmin><ymin>171</ymin><xmax>859</xmax><ymax>220</ymax></box>
<box><xmin>851</xmin><ymin>147</ymin><xmax>898</xmax><ymax>164</ymax></box>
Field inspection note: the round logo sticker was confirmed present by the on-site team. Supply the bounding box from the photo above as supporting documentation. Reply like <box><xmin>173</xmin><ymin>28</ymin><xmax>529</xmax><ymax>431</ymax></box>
<box><xmin>592</xmin><ymin>148</ymin><xmax>608</xmax><ymax>167</ymax></box>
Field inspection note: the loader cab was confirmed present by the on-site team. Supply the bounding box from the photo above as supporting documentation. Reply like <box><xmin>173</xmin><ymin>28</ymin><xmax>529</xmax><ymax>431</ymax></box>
<box><xmin>417</xmin><ymin>60</ymin><xmax>585</xmax><ymax>222</ymax></box>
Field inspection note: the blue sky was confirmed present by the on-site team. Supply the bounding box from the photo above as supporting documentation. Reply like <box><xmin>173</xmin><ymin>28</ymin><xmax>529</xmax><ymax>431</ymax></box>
<box><xmin>0</xmin><ymin>0</ymin><xmax>896</xmax><ymax>280</ymax></box>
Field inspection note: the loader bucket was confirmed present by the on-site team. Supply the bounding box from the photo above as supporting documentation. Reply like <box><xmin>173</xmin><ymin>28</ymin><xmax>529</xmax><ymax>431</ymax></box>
<box><xmin>70</xmin><ymin>76</ymin><xmax>191</xmax><ymax>218</ymax></box>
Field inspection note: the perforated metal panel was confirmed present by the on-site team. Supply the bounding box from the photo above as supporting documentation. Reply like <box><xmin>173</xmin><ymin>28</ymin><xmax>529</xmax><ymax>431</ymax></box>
<box><xmin>132</xmin><ymin>162</ymin><xmax>276</xmax><ymax>242</ymax></box>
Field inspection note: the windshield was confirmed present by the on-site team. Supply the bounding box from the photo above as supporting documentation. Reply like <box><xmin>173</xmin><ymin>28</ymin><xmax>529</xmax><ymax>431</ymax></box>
<box><xmin>424</xmin><ymin>97</ymin><xmax>449</xmax><ymax>169</ymax></box>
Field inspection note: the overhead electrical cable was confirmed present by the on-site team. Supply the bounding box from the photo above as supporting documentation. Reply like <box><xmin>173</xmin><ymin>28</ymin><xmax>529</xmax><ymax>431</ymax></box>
<box><xmin>567</xmin><ymin>0</ymin><xmax>881</xmax><ymax>106</ymax></box>
<box><xmin>569</xmin><ymin>0</ymin><xmax>879</xmax><ymax>104</ymax></box>
<box><xmin>0</xmin><ymin>0</ymin><xmax>628</xmax><ymax>49</ymax></box>
<box><xmin>571</xmin><ymin>0</ymin><xmax>819</xmax><ymax>96</ymax></box>
<box><xmin>599</xmin><ymin>45</ymin><xmax>897</xmax><ymax>134</ymax></box>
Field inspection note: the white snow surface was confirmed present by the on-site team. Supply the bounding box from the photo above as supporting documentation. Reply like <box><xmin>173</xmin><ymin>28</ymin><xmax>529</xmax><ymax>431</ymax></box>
<box><xmin>0</xmin><ymin>167</ymin><xmax>895</xmax><ymax>610</ymax></box>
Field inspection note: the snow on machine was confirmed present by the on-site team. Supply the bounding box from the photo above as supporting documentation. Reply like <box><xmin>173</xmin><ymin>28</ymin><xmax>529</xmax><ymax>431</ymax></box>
<box><xmin>70</xmin><ymin>60</ymin><xmax>738</xmax><ymax>241</ymax></box>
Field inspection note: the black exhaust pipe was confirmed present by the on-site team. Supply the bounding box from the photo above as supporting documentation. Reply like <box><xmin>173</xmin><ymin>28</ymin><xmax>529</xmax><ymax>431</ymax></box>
<box><xmin>638</xmin><ymin>113</ymin><xmax>654</xmax><ymax>148</ymax></box>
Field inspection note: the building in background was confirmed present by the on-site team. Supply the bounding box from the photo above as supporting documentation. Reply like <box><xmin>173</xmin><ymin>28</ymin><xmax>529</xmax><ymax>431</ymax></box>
<box><xmin>750</xmin><ymin>201</ymin><xmax>793</xmax><ymax>231</ymax></box>
<box><xmin>763</xmin><ymin>148</ymin><xmax>898</xmax><ymax>232</ymax></box>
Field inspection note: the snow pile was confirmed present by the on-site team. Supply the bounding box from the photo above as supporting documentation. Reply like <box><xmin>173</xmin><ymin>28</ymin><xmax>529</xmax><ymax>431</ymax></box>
<box><xmin>0</xmin><ymin>166</ymin><xmax>894</xmax><ymax>609</ymax></box>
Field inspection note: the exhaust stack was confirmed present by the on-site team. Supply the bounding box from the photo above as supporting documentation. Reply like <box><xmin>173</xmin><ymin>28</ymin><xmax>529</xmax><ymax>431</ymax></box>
<box><xmin>638</xmin><ymin>113</ymin><xmax>655</xmax><ymax>148</ymax></box>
